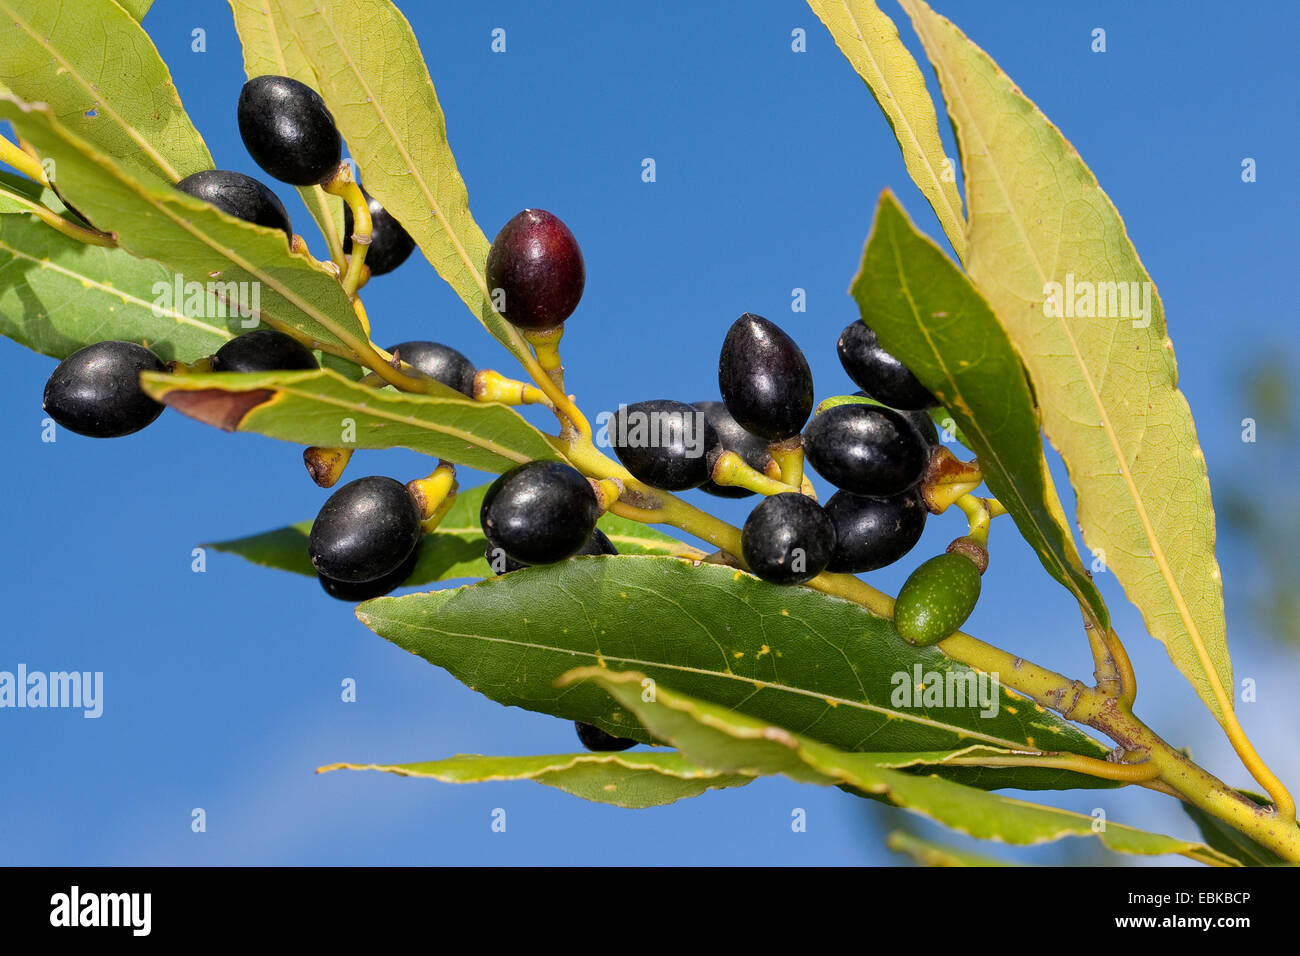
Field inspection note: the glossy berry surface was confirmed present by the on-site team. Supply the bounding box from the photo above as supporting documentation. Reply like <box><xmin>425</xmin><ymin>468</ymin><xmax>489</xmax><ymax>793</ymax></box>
<box><xmin>481</xmin><ymin>461</ymin><xmax>599</xmax><ymax>566</ymax></box>
<box><xmin>212</xmin><ymin>329</ymin><xmax>319</xmax><ymax>373</ymax></box>
<box><xmin>844</xmin><ymin>392</ymin><xmax>938</xmax><ymax>446</ymax></box>
<box><xmin>694</xmin><ymin>400</ymin><xmax>773</xmax><ymax>498</ymax></box>
<box><xmin>803</xmin><ymin>403</ymin><xmax>928</xmax><ymax>497</ymax></box>
<box><xmin>837</xmin><ymin>322</ymin><xmax>938</xmax><ymax>411</ymax></box>
<box><xmin>741</xmin><ymin>493</ymin><xmax>835</xmax><ymax>586</ymax></box>
<box><xmin>484</xmin><ymin>209</ymin><xmax>585</xmax><ymax>331</ymax></box>
<box><xmin>610</xmin><ymin>399</ymin><xmax>719</xmax><ymax>491</ymax></box>
<box><xmin>718</xmin><ymin>313</ymin><xmax>814</xmax><ymax>441</ymax></box>
<box><xmin>487</xmin><ymin>527</ymin><xmax>616</xmax><ymax>574</ymax></box>
<box><xmin>175</xmin><ymin>169</ymin><xmax>292</xmax><ymax>237</ymax></box>
<box><xmin>575</xmin><ymin>721</ymin><xmax>637</xmax><ymax>752</ymax></box>
<box><xmin>387</xmin><ymin>341</ymin><xmax>476</xmax><ymax>397</ymax></box>
<box><xmin>319</xmin><ymin>540</ymin><xmax>421</xmax><ymax>601</ymax></box>
<box><xmin>345</xmin><ymin>190</ymin><xmax>416</xmax><ymax>276</ymax></box>
<box><xmin>237</xmin><ymin>75</ymin><xmax>341</xmax><ymax>186</ymax></box>
<box><xmin>42</xmin><ymin>341</ymin><xmax>165</xmax><ymax>438</ymax></box>
<box><xmin>893</xmin><ymin>552</ymin><xmax>982</xmax><ymax>646</ymax></box>
<box><xmin>309</xmin><ymin>476</ymin><xmax>422</xmax><ymax>584</ymax></box>
<box><xmin>824</xmin><ymin>487</ymin><xmax>927</xmax><ymax>573</ymax></box>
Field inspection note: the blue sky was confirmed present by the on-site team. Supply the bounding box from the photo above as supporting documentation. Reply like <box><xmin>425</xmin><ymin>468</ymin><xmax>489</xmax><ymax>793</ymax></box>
<box><xmin>1</xmin><ymin>0</ymin><xmax>1297</xmax><ymax>865</ymax></box>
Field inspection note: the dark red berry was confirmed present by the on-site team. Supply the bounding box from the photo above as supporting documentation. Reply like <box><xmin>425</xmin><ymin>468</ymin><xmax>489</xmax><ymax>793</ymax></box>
<box><xmin>387</xmin><ymin>341</ymin><xmax>476</xmax><ymax>397</ymax></box>
<box><xmin>575</xmin><ymin>721</ymin><xmax>637</xmax><ymax>752</ymax></box>
<box><xmin>345</xmin><ymin>189</ymin><xmax>416</xmax><ymax>276</ymax></box>
<box><xmin>803</xmin><ymin>403</ymin><xmax>928</xmax><ymax>497</ymax></box>
<box><xmin>610</xmin><ymin>399</ymin><xmax>720</xmax><ymax>491</ymax></box>
<box><xmin>42</xmin><ymin>341</ymin><xmax>165</xmax><ymax>438</ymax></box>
<box><xmin>212</xmin><ymin>329</ymin><xmax>319</xmax><ymax>373</ymax></box>
<box><xmin>484</xmin><ymin>209</ymin><xmax>585</xmax><ymax>331</ymax></box>
<box><xmin>823</xmin><ymin>487</ymin><xmax>927</xmax><ymax>573</ymax></box>
<box><xmin>718</xmin><ymin>313</ymin><xmax>814</xmax><ymax>441</ymax></box>
<box><xmin>481</xmin><ymin>461</ymin><xmax>599</xmax><ymax>566</ymax></box>
<box><xmin>694</xmin><ymin>400</ymin><xmax>774</xmax><ymax>499</ymax></box>
<box><xmin>837</xmin><ymin>322</ymin><xmax>937</xmax><ymax>411</ymax></box>
<box><xmin>740</xmin><ymin>493</ymin><xmax>835</xmax><ymax>586</ymax></box>
<box><xmin>175</xmin><ymin>170</ymin><xmax>291</xmax><ymax>238</ymax></box>
<box><xmin>309</xmin><ymin>476</ymin><xmax>422</xmax><ymax>583</ymax></box>
<box><xmin>237</xmin><ymin>75</ymin><xmax>341</xmax><ymax>186</ymax></box>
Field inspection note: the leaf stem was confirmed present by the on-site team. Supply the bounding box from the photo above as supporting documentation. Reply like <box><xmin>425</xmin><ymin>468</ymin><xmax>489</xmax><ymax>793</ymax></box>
<box><xmin>322</xmin><ymin>172</ymin><xmax>371</xmax><ymax>298</ymax></box>
<box><xmin>0</xmin><ymin>133</ymin><xmax>48</xmax><ymax>184</ymax></box>
<box><xmin>941</xmin><ymin>752</ymin><xmax>1161</xmax><ymax>784</ymax></box>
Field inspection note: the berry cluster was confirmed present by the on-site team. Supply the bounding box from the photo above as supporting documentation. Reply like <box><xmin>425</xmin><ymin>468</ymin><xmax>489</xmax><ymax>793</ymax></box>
<box><xmin>34</xmin><ymin>70</ymin><xmax>987</xmax><ymax>753</ymax></box>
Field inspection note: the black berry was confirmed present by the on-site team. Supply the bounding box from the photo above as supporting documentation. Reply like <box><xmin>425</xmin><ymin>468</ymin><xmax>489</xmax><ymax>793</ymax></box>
<box><xmin>237</xmin><ymin>75</ymin><xmax>341</xmax><ymax>186</ymax></box>
<box><xmin>610</xmin><ymin>399</ymin><xmax>720</xmax><ymax>491</ymax></box>
<box><xmin>42</xmin><ymin>341</ymin><xmax>166</xmax><ymax>438</ymax></box>
<box><xmin>718</xmin><ymin>313</ymin><xmax>814</xmax><ymax>441</ymax></box>
<box><xmin>694</xmin><ymin>400</ymin><xmax>773</xmax><ymax>499</ymax></box>
<box><xmin>319</xmin><ymin>538</ymin><xmax>421</xmax><ymax>601</ymax></box>
<box><xmin>838</xmin><ymin>322</ymin><xmax>937</xmax><ymax>411</ymax></box>
<box><xmin>823</xmin><ymin>487</ymin><xmax>927</xmax><ymax>573</ymax></box>
<box><xmin>575</xmin><ymin>721</ymin><xmax>637</xmax><ymax>752</ymax></box>
<box><xmin>212</xmin><ymin>329</ymin><xmax>319</xmax><ymax>373</ymax></box>
<box><xmin>488</xmin><ymin>528</ymin><xmax>617</xmax><ymax>574</ymax></box>
<box><xmin>387</xmin><ymin>341</ymin><xmax>476</xmax><ymax>397</ymax></box>
<box><xmin>481</xmin><ymin>461</ymin><xmax>599</xmax><ymax>566</ymax></box>
<box><xmin>175</xmin><ymin>170</ymin><xmax>292</xmax><ymax>238</ymax></box>
<box><xmin>485</xmin><ymin>209</ymin><xmax>585</xmax><ymax>331</ymax></box>
<box><xmin>345</xmin><ymin>189</ymin><xmax>416</xmax><ymax>276</ymax></box>
<box><xmin>309</xmin><ymin>476</ymin><xmax>422</xmax><ymax>584</ymax></box>
<box><xmin>740</xmin><ymin>493</ymin><xmax>835</xmax><ymax>586</ymax></box>
<box><xmin>803</xmin><ymin>403</ymin><xmax>928</xmax><ymax>497</ymax></box>
<box><xmin>851</xmin><ymin>392</ymin><xmax>939</xmax><ymax>446</ymax></box>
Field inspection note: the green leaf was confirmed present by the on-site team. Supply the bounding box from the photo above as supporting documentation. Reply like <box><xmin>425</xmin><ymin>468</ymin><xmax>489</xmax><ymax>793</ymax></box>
<box><xmin>119</xmin><ymin>0</ymin><xmax>153</xmax><ymax>20</ymax></box>
<box><xmin>0</xmin><ymin>212</ymin><xmax>235</xmax><ymax>361</ymax></box>
<box><xmin>567</xmin><ymin>668</ymin><xmax>1237</xmax><ymax>865</ymax></box>
<box><xmin>0</xmin><ymin>96</ymin><xmax>371</xmax><ymax>357</ymax></box>
<box><xmin>270</xmin><ymin>0</ymin><xmax>534</xmax><ymax>369</ymax></box>
<box><xmin>207</xmin><ymin>481</ymin><xmax>698</xmax><ymax>585</ymax></box>
<box><xmin>806</xmin><ymin>0</ymin><xmax>965</xmax><ymax>259</ymax></box>
<box><xmin>227</xmin><ymin>0</ymin><xmax>347</xmax><ymax>264</ymax></box>
<box><xmin>852</xmin><ymin>191</ymin><xmax>1107</xmax><ymax>629</ymax></box>
<box><xmin>140</xmin><ymin>368</ymin><xmax>560</xmax><ymax>475</ymax></box>
<box><xmin>0</xmin><ymin>169</ymin><xmax>58</xmax><ymax>213</ymax></box>
<box><xmin>898</xmin><ymin>0</ymin><xmax>1231</xmax><ymax>721</ymax></box>
<box><xmin>1182</xmin><ymin>791</ymin><xmax>1288</xmax><ymax>867</ymax></box>
<box><xmin>0</xmin><ymin>0</ymin><xmax>211</xmax><ymax>184</ymax></box>
<box><xmin>358</xmin><ymin>556</ymin><xmax>1115</xmax><ymax>791</ymax></box>
<box><xmin>319</xmin><ymin>752</ymin><xmax>754</xmax><ymax>809</ymax></box>
<box><xmin>886</xmin><ymin>830</ymin><xmax>1018</xmax><ymax>866</ymax></box>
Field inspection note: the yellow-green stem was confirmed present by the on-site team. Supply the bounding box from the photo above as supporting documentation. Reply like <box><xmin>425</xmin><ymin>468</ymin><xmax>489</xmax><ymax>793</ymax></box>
<box><xmin>0</xmin><ymin>134</ymin><xmax>48</xmax><ymax>183</ymax></box>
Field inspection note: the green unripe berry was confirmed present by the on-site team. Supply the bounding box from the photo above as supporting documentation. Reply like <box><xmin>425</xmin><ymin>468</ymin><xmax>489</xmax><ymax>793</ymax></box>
<box><xmin>893</xmin><ymin>552</ymin><xmax>982</xmax><ymax>646</ymax></box>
